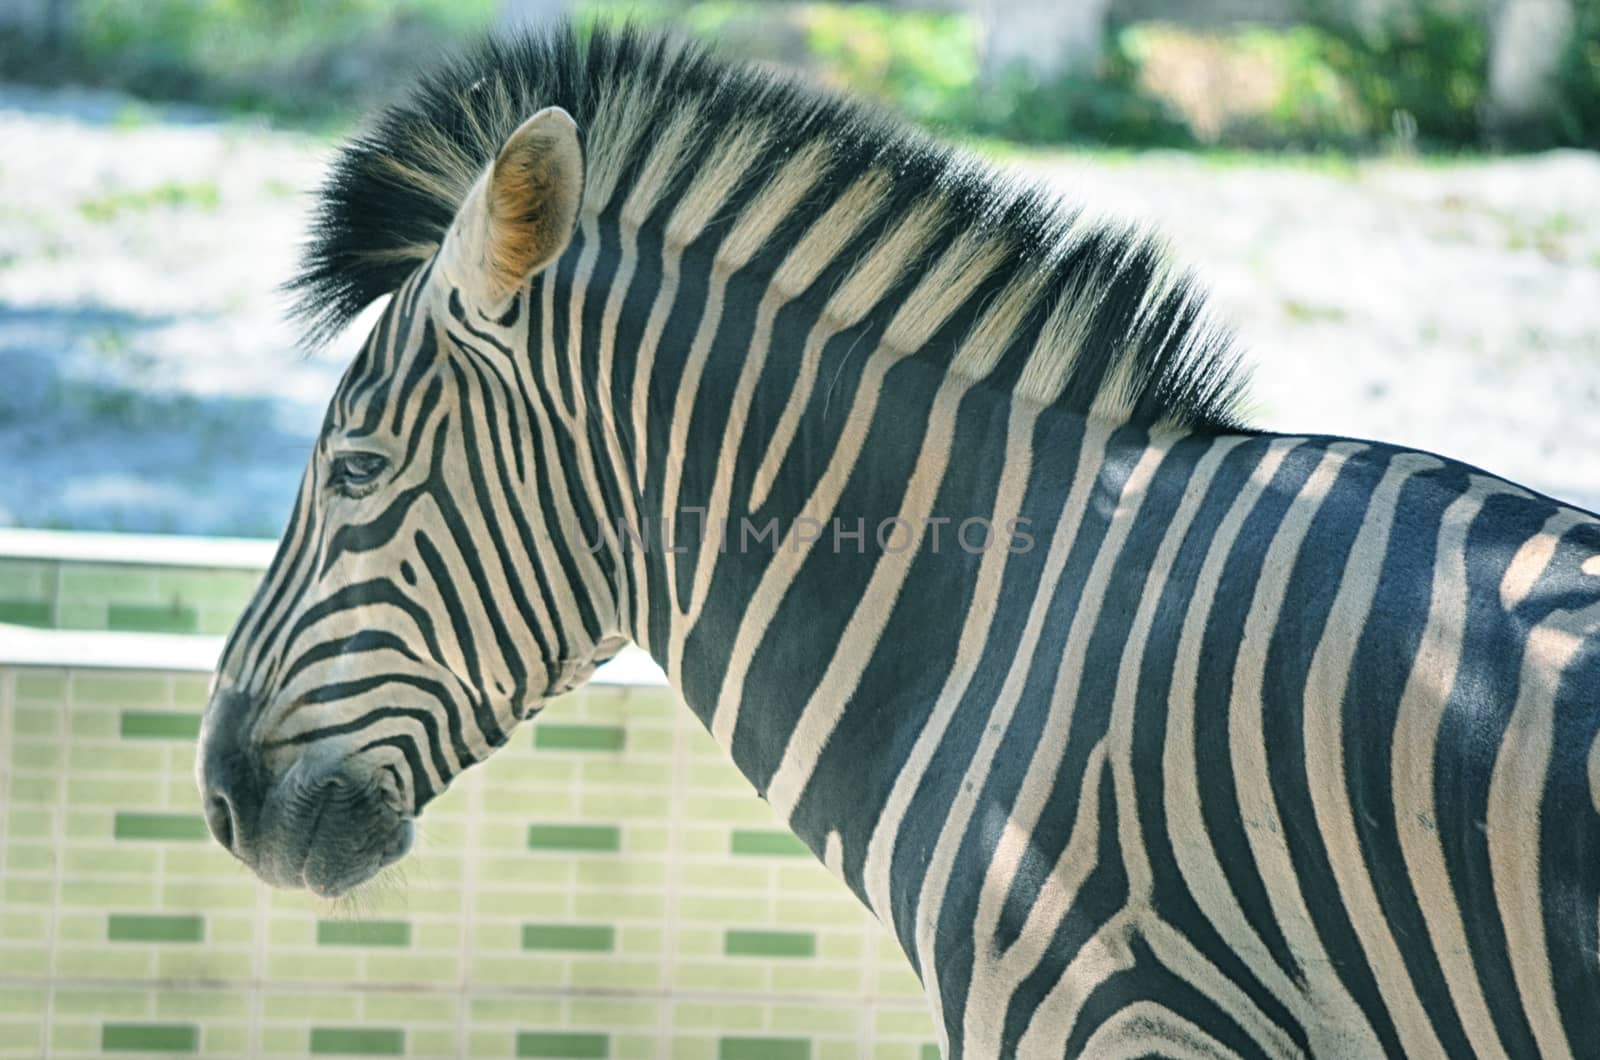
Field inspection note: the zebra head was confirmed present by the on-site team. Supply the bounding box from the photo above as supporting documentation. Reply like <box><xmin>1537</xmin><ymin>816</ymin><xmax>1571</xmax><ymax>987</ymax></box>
<box><xmin>197</xmin><ymin>107</ymin><xmax>615</xmax><ymax>896</ymax></box>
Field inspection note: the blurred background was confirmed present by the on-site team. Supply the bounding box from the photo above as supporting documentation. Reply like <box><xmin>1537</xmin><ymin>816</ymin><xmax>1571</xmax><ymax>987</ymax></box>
<box><xmin>0</xmin><ymin>5</ymin><xmax>1597</xmax><ymax>1059</ymax></box>
<box><xmin>0</xmin><ymin>0</ymin><xmax>1597</xmax><ymax>533</ymax></box>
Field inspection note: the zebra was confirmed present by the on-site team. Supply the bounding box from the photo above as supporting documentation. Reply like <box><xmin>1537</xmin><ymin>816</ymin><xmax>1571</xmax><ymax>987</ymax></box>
<box><xmin>195</xmin><ymin>24</ymin><xmax>1600</xmax><ymax>1058</ymax></box>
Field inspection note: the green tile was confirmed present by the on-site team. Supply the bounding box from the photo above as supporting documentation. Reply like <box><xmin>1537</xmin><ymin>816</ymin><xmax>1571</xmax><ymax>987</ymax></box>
<box><xmin>577</xmin><ymin>792</ymin><xmax>670</xmax><ymax>820</ymax></box>
<box><xmin>309</xmin><ymin>1027</ymin><xmax>405</xmax><ymax>1056</ymax></box>
<box><xmin>568</xmin><ymin>959</ymin><xmax>659</xmax><ymax>991</ymax></box>
<box><xmin>361</xmin><ymin>995</ymin><xmax>455</xmax><ymax>1023</ymax></box>
<box><xmin>70</xmin><ymin>776</ymin><xmax>162</xmax><ymax>805</ymax></box>
<box><xmin>521</xmin><ymin>924</ymin><xmax>615</xmax><ymax>952</ymax></box>
<box><xmin>724</xmin><ymin>930</ymin><xmax>815</xmax><ymax>959</ymax></box>
<box><xmin>316</xmin><ymin>920</ymin><xmax>410</xmax><ymax>947</ymax></box>
<box><xmin>265</xmin><ymin>993</ymin><xmax>359</xmax><ymax>1022</ymax></box>
<box><xmin>730</xmin><ymin>830</ymin><xmax>809</xmax><ymax>857</ymax></box>
<box><xmin>54</xmin><ymin>948</ymin><xmax>149</xmax><ymax>979</ymax></box>
<box><xmin>362</xmin><ymin>952</ymin><xmax>463</xmax><ymax>983</ymax></box>
<box><xmin>575</xmin><ymin>860</ymin><xmax>664</xmax><ymax>887</ymax></box>
<box><xmin>205</xmin><ymin>1028</ymin><xmax>249</xmax><ymax>1055</ymax></box>
<box><xmin>720</xmin><ymin>1039</ymin><xmax>809</xmax><ymax>1060</ymax></box>
<box><xmin>9</xmin><ymin>776</ymin><xmax>56</xmax><ymax>804</ymax></box>
<box><xmin>60</xmin><ymin>564</ymin><xmax>154</xmax><ymax>595</ymax></box>
<box><xmin>573</xmin><ymin>892</ymin><xmax>663</xmax><ymax>920</ymax></box>
<box><xmin>535</xmin><ymin>724</ymin><xmax>626</xmax><ymax>753</ymax></box>
<box><xmin>527</xmin><ymin>824</ymin><xmax>620</xmax><ymax>853</ymax></box>
<box><xmin>0</xmin><ymin>558</ymin><xmax>53</xmax><ymax>595</ymax></box>
<box><xmin>69</xmin><ymin>744</ymin><xmax>165</xmax><ymax>772</ymax></box>
<box><xmin>5</xmin><ymin>880</ymin><xmax>52</xmax><ymax>906</ymax></box>
<box><xmin>920</xmin><ymin>1047</ymin><xmax>941</xmax><ymax>1060</ymax></box>
<box><xmin>157</xmin><ymin>950</ymin><xmax>249</xmax><ymax>980</ymax></box>
<box><xmin>108</xmin><ymin>914</ymin><xmax>203</xmax><ymax>944</ymax></box>
<box><xmin>74</xmin><ymin>673</ymin><xmax>168</xmax><ymax>707</ymax></box>
<box><xmin>14</xmin><ymin>671</ymin><xmax>67</xmax><ymax>703</ymax></box>
<box><xmin>46</xmin><ymin>990</ymin><xmax>146</xmax><ymax>1019</ymax></box>
<box><xmin>772</xmin><ymin>966</ymin><xmax>859</xmax><ymax>994</ymax></box>
<box><xmin>567</xmin><ymin>1001</ymin><xmax>655</xmax><ymax>1030</ymax></box>
<box><xmin>106</xmin><ymin>602</ymin><xmax>199</xmax><ymax>634</ymax></box>
<box><xmin>102</xmin><ymin>1023</ymin><xmax>199</xmax><ymax>1052</ymax></box>
<box><xmin>120</xmin><ymin>711</ymin><xmax>202</xmax><ymax>740</ymax></box>
<box><xmin>473</xmin><ymin>998</ymin><xmax>562</xmax><ymax>1024</ymax></box>
<box><xmin>778</xmin><ymin>896</ymin><xmax>858</xmax><ymax>923</ymax></box>
<box><xmin>771</xmin><ymin>1009</ymin><xmax>856</xmax><ymax>1037</ymax></box>
<box><xmin>113</xmin><ymin>813</ymin><xmax>208</xmax><ymax>842</ymax></box>
<box><xmin>198</xmin><ymin>612</ymin><xmax>243</xmax><ymax>635</ymax></box>
<box><xmin>69</xmin><ymin>713</ymin><xmax>118</xmax><ymax>741</ymax></box>
<box><xmin>8</xmin><ymin>810</ymin><xmax>51</xmax><ymax>839</ymax></box>
<box><xmin>7</xmin><ymin>845</ymin><xmax>52</xmax><ymax>872</ymax></box>
<box><xmin>580</xmin><ymin>762</ymin><xmax>670</xmax><ymax>788</ymax></box>
<box><xmin>154</xmin><ymin>990</ymin><xmax>250</xmax><ymax>1020</ymax></box>
<box><xmin>55</xmin><ymin>600</ymin><xmax>107</xmax><ymax>630</ymax></box>
<box><xmin>409</xmin><ymin>1031</ymin><xmax>455</xmax><ymax>1057</ymax></box>
<box><xmin>517</xmin><ymin>1031</ymin><xmax>609</xmax><ymax>1058</ymax></box>
<box><xmin>266</xmin><ymin>952</ymin><xmax>360</xmax><ymax>981</ymax></box>
<box><xmin>0</xmin><ymin>599</ymin><xmax>51</xmax><ymax>626</ymax></box>
<box><xmin>170</xmin><ymin>674</ymin><xmax>212</xmax><ymax>708</ymax></box>
<box><xmin>13</xmin><ymin>712</ymin><xmax>58</xmax><ymax>743</ymax></box>
<box><xmin>0</xmin><ymin>988</ymin><xmax>45</xmax><ymax>1019</ymax></box>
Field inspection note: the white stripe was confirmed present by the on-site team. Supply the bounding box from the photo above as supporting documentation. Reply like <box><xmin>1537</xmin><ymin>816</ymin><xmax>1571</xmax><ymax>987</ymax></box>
<box><xmin>1225</xmin><ymin>441</ymin><xmax>1386</xmax><ymax>1055</ymax></box>
<box><xmin>911</xmin><ymin>422</ymin><xmax>1115</xmax><ymax>1023</ymax></box>
<box><xmin>1300</xmin><ymin>451</ymin><xmax>1448</xmax><ymax>1059</ymax></box>
<box><xmin>1389</xmin><ymin>481</ymin><xmax>1515</xmax><ymax>1060</ymax></box>
<box><xmin>1161</xmin><ymin>438</ymin><xmax>1365</xmax><ymax>1052</ymax></box>
<box><xmin>964</xmin><ymin>440</ymin><xmax>1174</xmax><ymax>1059</ymax></box>
<box><xmin>1487</xmin><ymin>588</ymin><xmax>1600</xmax><ymax>1060</ymax></box>
<box><xmin>859</xmin><ymin>403</ymin><xmax>1036</xmax><ymax>924</ymax></box>
<box><xmin>704</xmin><ymin>347</ymin><xmax>900</xmax><ymax>750</ymax></box>
<box><xmin>765</xmin><ymin>375</ymin><xmax>969</xmax><ymax>819</ymax></box>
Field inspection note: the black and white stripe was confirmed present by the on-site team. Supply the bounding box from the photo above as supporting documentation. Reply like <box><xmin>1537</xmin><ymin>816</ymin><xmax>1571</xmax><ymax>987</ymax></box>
<box><xmin>207</xmin><ymin>24</ymin><xmax>1600</xmax><ymax>1057</ymax></box>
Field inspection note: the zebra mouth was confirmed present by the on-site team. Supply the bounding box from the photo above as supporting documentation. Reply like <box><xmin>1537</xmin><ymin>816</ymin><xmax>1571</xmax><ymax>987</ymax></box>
<box><xmin>300</xmin><ymin>819</ymin><xmax>414</xmax><ymax>897</ymax></box>
<box><xmin>200</xmin><ymin>690</ymin><xmax>419</xmax><ymax>897</ymax></box>
<box><xmin>296</xmin><ymin>778</ymin><xmax>415</xmax><ymax>898</ymax></box>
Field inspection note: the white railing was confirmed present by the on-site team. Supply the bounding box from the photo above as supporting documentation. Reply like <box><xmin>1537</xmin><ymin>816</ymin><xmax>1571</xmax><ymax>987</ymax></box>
<box><xmin>0</xmin><ymin>528</ymin><xmax>667</xmax><ymax>685</ymax></box>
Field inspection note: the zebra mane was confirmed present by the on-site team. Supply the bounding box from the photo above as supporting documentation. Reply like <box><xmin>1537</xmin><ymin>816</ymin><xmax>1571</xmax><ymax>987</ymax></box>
<box><xmin>291</xmin><ymin>22</ymin><xmax>1252</xmax><ymax>432</ymax></box>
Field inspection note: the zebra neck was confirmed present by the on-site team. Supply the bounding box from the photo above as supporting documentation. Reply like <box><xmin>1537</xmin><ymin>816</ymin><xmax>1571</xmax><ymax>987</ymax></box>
<box><xmin>577</xmin><ymin>211</ymin><xmax>1160</xmax><ymax>908</ymax></box>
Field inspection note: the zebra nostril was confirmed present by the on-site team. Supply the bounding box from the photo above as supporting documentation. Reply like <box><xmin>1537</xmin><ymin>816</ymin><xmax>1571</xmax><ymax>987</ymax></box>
<box><xmin>204</xmin><ymin>791</ymin><xmax>237</xmax><ymax>854</ymax></box>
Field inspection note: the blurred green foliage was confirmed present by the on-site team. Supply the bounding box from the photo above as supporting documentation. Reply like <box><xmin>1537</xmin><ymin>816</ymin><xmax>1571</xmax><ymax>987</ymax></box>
<box><xmin>8</xmin><ymin>0</ymin><xmax>494</xmax><ymax>118</ymax></box>
<box><xmin>1551</xmin><ymin>0</ymin><xmax>1600</xmax><ymax>147</ymax></box>
<box><xmin>584</xmin><ymin>1</ymin><xmax>1599</xmax><ymax>150</ymax></box>
<box><xmin>785</xmin><ymin>4</ymin><xmax>979</xmax><ymax>125</ymax></box>
<box><xmin>1303</xmin><ymin>0</ymin><xmax>1490</xmax><ymax>146</ymax></box>
<box><xmin>2</xmin><ymin>0</ymin><xmax>1594</xmax><ymax>150</ymax></box>
<box><xmin>1119</xmin><ymin>22</ymin><xmax>1362</xmax><ymax>148</ymax></box>
<box><xmin>959</xmin><ymin>31</ymin><xmax>1195</xmax><ymax>146</ymax></box>
<box><xmin>74</xmin><ymin>0</ymin><xmax>495</xmax><ymax>57</ymax></box>
<box><xmin>581</xmin><ymin>2</ymin><xmax>1193</xmax><ymax>146</ymax></box>
<box><xmin>579</xmin><ymin>1</ymin><xmax>983</xmax><ymax>128</ymax></box>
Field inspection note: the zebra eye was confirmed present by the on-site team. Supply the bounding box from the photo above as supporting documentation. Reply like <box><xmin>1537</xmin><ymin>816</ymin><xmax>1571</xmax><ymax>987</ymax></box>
<box><xmin>328</xmin><ymin>451</ymin><xmax>389</xmax><ymax>497</ymax></box>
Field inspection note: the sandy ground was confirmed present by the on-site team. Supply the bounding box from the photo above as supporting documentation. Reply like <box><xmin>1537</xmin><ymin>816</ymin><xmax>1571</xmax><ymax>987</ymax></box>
<box><xmin>2</xmin><ymin>84</ymin><xmax>1598</xmax><ymax>536</ymax></box>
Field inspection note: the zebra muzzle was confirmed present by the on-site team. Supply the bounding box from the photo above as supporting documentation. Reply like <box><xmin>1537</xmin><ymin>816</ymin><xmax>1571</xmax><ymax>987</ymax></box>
<box><xmin>199</xmin><ymin>702</ymin><xmax>413</xmax><ymax>896</ymax></box>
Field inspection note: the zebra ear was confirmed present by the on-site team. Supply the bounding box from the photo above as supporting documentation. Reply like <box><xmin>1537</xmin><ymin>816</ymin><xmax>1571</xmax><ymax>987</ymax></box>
<box><xmin>454</xmin><ymin>106</ymin><xmax>584</xmax><ymax>305</ymax></box>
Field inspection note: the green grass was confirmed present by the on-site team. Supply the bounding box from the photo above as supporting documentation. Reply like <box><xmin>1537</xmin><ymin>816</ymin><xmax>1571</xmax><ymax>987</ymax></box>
<box><xmin>79</xmin><ymin>181</ymin><xmax>220</xmax><ymax>223</ymax></box>
<box><xmin>1282</xmin><ymin>299</ymin><xmax>1349</xmax><ymax>324</ymax></box>
<box><xmin>1500</xmin><ymin>209</ymin><xmax>1583</xmax><ymax>261</ymax></box>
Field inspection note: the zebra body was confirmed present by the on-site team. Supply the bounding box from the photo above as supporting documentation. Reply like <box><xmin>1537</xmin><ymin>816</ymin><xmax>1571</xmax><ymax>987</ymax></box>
<box><xmin>197</xmin><ymin>26</ymin><xmax>1600</xmax><ymax>1057</ymax></box>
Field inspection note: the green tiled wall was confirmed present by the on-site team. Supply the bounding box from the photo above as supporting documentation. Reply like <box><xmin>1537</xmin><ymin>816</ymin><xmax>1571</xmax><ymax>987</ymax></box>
<box><xmin>0</xmin><ymin>557</ymin><xmax>263</xmax><ymax>635</ymax></box>
<box><xmin>0</xmin><ymin>665</ymin><xmax>942</xmax><ymax>1059</ymax></box>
